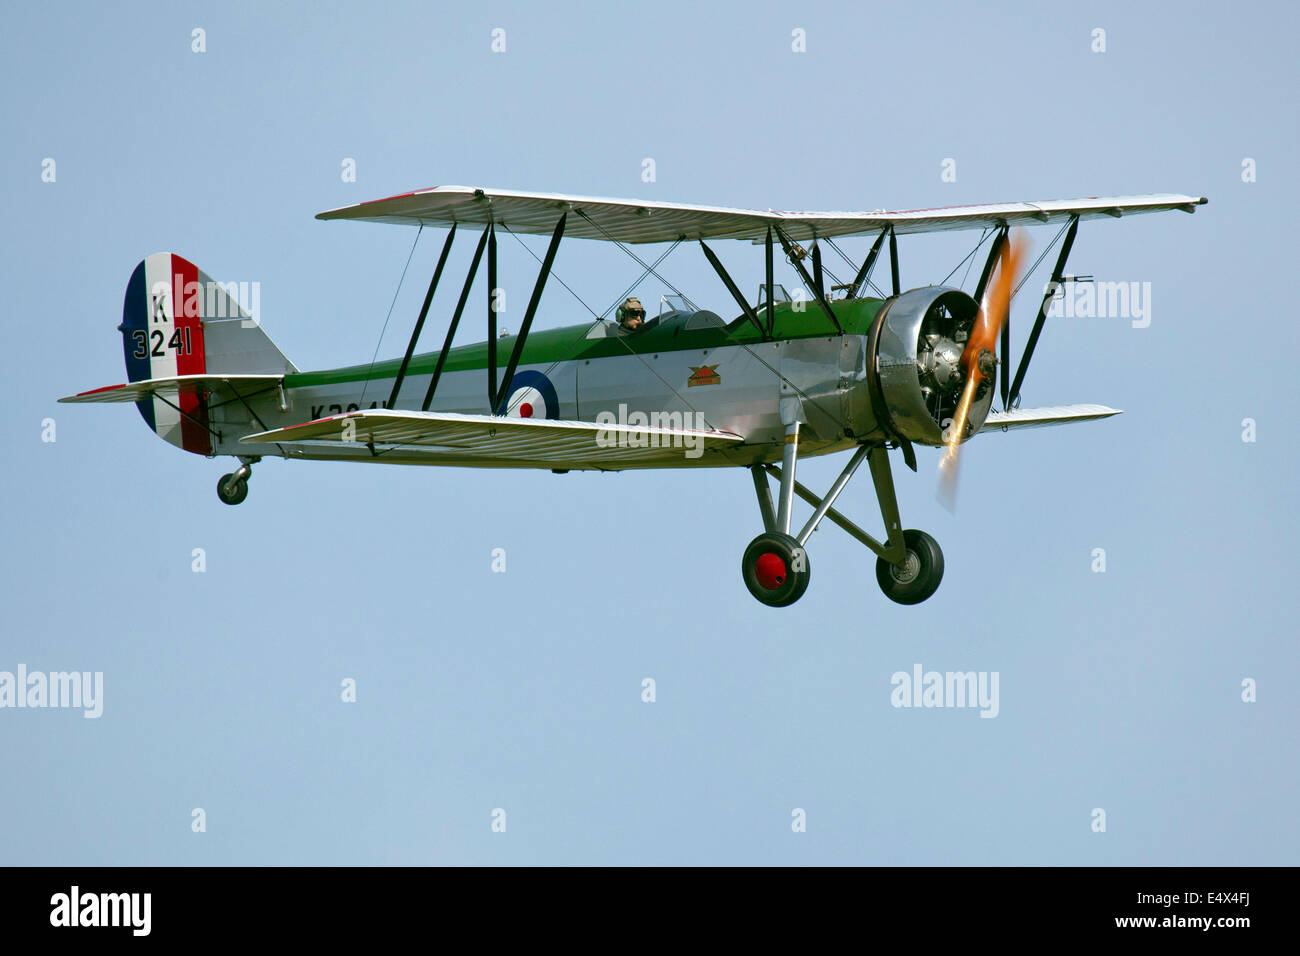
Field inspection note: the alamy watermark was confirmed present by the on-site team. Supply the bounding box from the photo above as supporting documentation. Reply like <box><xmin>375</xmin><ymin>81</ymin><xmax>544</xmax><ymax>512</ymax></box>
<box><xmin>1046</xmin><ymin>279</ymin><xmax>1151</xmax><ymax>328</ymax></box>
<box><xmin>50</xmin><ymin>886</ymin><xmax>150</xmax><ymax>936</ymax></box>
<box><xmin>0</xmin><ymin>665</ymin><xmax>103</xmax><ymax>718</ymax></box>
<box><xmin>594</xmin><ymin>405</ymin><xmax>710</xmax><ymax>459</ymax></box>
<box><xmin>890</xmin><ymin>663</ymin><xmax>999</xmax><ymax>718</ymax></box>
<box><xmin>150</xmin><ymin>277</ymin><xmax>260</xmax><ymax>326</ymax></box>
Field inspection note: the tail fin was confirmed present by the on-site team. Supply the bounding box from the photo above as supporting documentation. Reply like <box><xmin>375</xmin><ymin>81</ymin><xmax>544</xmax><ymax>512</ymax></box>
<box><xmin>118</xmin><ymin>253</ymin><xmax>296</xmax><ymax>454</ymax></box>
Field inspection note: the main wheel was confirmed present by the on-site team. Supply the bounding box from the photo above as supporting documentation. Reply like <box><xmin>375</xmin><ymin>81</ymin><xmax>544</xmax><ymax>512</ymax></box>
<box><xmin>217</xmin><ymin>472</ymin><xmax>249</xmax><ymax>506</ymax></box>
<box><xmin>876</xmin><ymin>529</ymin><xmax>943</xmax><ymax>605</ymax></box>
<box><xmin>741</xmin><ymin>532</ymin><xmax>811</xmax><ymax>607</ymax></box>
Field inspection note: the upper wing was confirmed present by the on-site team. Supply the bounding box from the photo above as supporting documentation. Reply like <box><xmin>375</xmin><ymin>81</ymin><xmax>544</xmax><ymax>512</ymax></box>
<box><xmin>317</xmin><ymin>186</ymin><xmax>1207</xmax><ymax>244</ymax></box>
<box><xmin>58</xmin><ymin>374</ymin><xmax>284</xmax><ymax>404</ymax></box>
<box><xmin>240</xmin><ymin>408</ymin><xmax>746</xmax><ymax>469</ymax></box>
<box><xmin>979</xmin><ymin>404</ymin><xmax>1121</xmax><ymax>433</ymax></box>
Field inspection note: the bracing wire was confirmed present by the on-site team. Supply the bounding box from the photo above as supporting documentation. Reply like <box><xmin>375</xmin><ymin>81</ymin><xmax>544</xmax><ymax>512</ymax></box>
<box><xmin>360</xmin><ymin>225</ymin><xmax>422</xmax><ymax>406</ymax></box>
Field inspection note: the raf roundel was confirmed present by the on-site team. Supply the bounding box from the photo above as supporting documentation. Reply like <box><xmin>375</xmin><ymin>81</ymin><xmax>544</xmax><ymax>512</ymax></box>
<box><xmin>497</xmin><ymin>370</ymin><xmax>559</xmax><ymax>419</ymax></box>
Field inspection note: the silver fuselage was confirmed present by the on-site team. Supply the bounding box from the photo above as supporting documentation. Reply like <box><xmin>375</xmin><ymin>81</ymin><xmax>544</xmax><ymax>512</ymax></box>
<box><xmin>209</xmin><ymin>331</ymin><xmax>882</xmax><ymax>469</ymax></box>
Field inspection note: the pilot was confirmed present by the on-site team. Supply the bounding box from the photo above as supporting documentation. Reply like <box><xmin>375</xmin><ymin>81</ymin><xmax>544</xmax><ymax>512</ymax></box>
<box><xmin>616</xmin><ymin>297</ymin><xmax>646</xmax><ymax>332</ymax></box>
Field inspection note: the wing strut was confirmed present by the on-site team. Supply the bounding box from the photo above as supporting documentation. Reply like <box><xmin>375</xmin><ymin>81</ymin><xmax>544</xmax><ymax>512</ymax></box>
<box><xmin>774</xmin><ymin>227</ymin><xmax>842</xmax><ymax>333</ymax></box>
<box><xmin>973</xmin><ymin>223</ymin><xmax>1009</xmax><ymax>304</ymax></box>
<box><xmin>1006</xmin><ymin>214</ymin><xmax>1078</xmax><ymax>409</ymax></box>
<box><xmin>850</xmin><ymin>228</ymin><xmax>889</xmax><ymax>298</ymax></box>
<box><xmin>888</xmin><ymin>226</ymin><xmax>900</xmax><ymax>295</ymax></box>
<box><xmin>811</xmin><ymin>240</ymin><xmax>825</xmax><ymax>301</ymax></box>
<box><xmin>421</xmin><ymin>225</ymin><xmax>490</xmax><ymax>411</ymax></box>
<box><xmin>764</xmin><ymin>227</ymin><xmax>776</xmax><ymax>336</ymax></box>
<box><xmin>486</xmin><ymin>223</ymin><xmax>499</xmax><ymax>409</ymax></box>
<box><xmin>700</xmin><ymin>240</ymin><xmax>767</xmax><ymax>338</ymax></box>
<box><xmin>495</xmin><ymin>214</ymin><xmax>566</xmax><ymax>412</ymax></box>
<box><xmin>389</xmin><ymin>224</ymin><xmax>456</xmax><ymax>410</ymax></box>
<box><xmin>970</xmin><ymin>223</ymin><xmax>1009</xmax><ymax>407</ymax></box>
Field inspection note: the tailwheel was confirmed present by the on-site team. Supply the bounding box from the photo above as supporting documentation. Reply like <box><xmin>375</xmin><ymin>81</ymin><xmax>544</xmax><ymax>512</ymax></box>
<box><xmin>741</xmin><ymin>532</ymin><xmax>811</xmax><ymax>607</ymax></box>
<box><xmin>876</xmin><ymin>529</ymin><xmax>944</xmax><ymax>605</ymax></box>
<box><xmin>216</xmin><ymin>471</ymin><xmax>249</xmax><ymax>506</ymax></box>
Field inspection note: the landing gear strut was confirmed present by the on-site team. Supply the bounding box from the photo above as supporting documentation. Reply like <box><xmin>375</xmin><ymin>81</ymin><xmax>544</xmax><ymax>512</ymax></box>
<box><xmin>217</xmin><ymin>456</ymin><xmax>259</xmax><ymax>506</ymax></box>
<box><xmin>742</xmin><ymin>425</ymin><xmax>944</xmax><ymax>607</ymax></box>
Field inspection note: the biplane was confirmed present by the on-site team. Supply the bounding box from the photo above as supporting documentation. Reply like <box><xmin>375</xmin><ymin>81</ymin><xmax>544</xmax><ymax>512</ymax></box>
<box><xmin>61</xmin><ymin>186</ymin><xmax>1206</xmax><ymax>606</ymax></box>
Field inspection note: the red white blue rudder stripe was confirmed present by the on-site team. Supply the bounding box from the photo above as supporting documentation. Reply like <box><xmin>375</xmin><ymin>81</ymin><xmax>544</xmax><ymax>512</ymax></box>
<box><xmin>119</xmin><ymin>253</ymin><xmax>211</xmax><ymax>455</ymax></box>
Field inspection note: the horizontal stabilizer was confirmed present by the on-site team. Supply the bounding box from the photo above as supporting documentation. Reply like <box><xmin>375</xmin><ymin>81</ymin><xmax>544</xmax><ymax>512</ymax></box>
<box><xmin>241</xmin><ymin>409</ymin><xmax>744</xmax><ymax>468</ymax></box>
<box><xmin>58</xmin><ymin>374</ymin><xmax>284</xmax><ymax>404</ymax></box>
<box><xmin>980</xmin><ymin>404</ymin><xmax>1121</xmax><ymax>432</ymax></box>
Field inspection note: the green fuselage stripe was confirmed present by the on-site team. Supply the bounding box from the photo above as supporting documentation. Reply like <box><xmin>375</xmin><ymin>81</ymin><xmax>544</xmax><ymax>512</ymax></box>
<box><xmin>284</xmin><ymin>298</ymin><xmax>885</xmax><ymax>389</ymax></box>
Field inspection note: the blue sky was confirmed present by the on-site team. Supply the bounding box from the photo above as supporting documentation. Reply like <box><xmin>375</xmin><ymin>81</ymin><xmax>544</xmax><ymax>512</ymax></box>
<box><xmin>1</xmin><ymin>0</ymin><xmax>1295</xmax><ymax>864</ymax></box>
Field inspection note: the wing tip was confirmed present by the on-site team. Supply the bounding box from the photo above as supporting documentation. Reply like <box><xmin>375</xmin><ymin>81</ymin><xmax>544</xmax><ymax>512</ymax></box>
<box><xmin>316</xmin><ymin>185</ymin><xmax>451</xmax><ymax>222</ymax></box>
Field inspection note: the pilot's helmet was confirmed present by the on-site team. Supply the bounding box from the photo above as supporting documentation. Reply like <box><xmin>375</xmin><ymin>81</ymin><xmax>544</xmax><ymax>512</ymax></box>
<box><xmin>617</xmin><ymin>297</ymin><xmax>646</xmax><ymax>326</ymax></box>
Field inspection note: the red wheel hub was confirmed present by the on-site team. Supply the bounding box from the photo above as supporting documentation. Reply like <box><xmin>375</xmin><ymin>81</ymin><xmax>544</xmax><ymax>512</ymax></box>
<box><xmin>755</xmin><ymin>552</ymin><xmax>787</xmax><ymax>590</ymax></box>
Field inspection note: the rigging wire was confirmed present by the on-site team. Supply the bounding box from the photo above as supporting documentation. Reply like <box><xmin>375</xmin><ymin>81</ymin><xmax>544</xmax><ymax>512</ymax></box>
<box><xmin>573</xmin><ymin>210</ymin><xmax>858</xmax><ymax>435</ymax></box>
<box><xmin>595</xmin><ymin>210</ymin><xmax>857</xmax><ymax>434</ymax></box>
<box><xmin>942</xmin><ymin>227</ymin><xmax>991</xmax><ymax>287</ymax></box>
<box><xmin>366</xmin><ymin>223</ymin><xmax>684</xmax><ymax>458</ymax></box>
<box><xmin>571</xmin><ymin>210</ymin><xmax>866</xmax><ymax>438</ymax></box>
<box><xmin>519</xmin><ymin>215</ymin><xmax>852</xmax><ymax>435</ymax></box>
<box><xmin>500</xmin><ymin>224</ymin><xmax>602</xmax><ymax>320</ymax></box>
<box><xmin>575</xmin><ymin>209</ymin><xmax>699</xmax><ymax>310</ymax></box>
<box><xmin>359</xmin><ymin>224</ymin><xmax>422</xmax><ymax>406</ymax></box>
<box><xmin>1011</xmin><ymin>219</ymin><xmax>1071</xmax><ymax>300</ymax></box>
<box><xmin>498</xmin><ymin>224</ymin><xmax>717</xmax><ymax>428</ymax></box>
<box><xmin>602</xmin><ymin>240</ymin><xmax>682</xmax><ymax>319</ymax></box>
<box><xmin>824</xmin><ymin>236</ymin><xmax>886</xmax><ymax>299</ymax></box>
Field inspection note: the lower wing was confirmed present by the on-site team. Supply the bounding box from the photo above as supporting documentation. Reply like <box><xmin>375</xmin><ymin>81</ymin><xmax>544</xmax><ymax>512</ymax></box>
<box><xmin>979</xmin><ymin>404</ymin><xmax>1121</xmax><ymax>432</ymax></box>
<box><xmin>240</xmin><ymin>409</ymin><xmax>745</xmax><ymax>469</ymax></box>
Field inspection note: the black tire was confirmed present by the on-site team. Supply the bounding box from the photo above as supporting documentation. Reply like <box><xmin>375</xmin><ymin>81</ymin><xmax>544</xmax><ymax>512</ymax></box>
<box><xmin>217</xmin><ymin>472</ymin><xmax>248</xmax><ymax>506</ymax></box>
<box><xmin>875</xmin><ymin>529</ymin><xmax>944</xmax><ymax>605</ymax></box>
<box><xmin>741</xmin><ymin>532</ymin><xmax>811</xmax><ymax>607</ymax></box>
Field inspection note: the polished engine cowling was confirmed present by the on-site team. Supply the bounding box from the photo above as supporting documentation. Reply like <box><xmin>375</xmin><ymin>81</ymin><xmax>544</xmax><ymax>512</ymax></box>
<box><xmin>865</xmin><ymin>286</ymin><xmax>994</xmax><ymax>447</ymax></box>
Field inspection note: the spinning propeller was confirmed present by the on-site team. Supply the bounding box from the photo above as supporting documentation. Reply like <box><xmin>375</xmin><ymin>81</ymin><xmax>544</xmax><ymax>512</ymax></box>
<box><xmin>937</xmin><ymin>230</ymin><xmax>1027</xmax><ymax>511</ymax></box>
